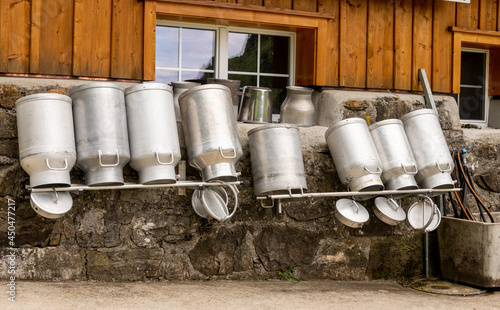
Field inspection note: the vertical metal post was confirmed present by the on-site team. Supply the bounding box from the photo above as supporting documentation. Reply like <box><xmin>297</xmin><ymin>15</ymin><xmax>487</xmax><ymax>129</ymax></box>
<box><xmin>425</xmin><ymin>232</ymin><xmax>430</xmax><ymax>279</ymax></box>
<box><xmin>418</xmin><ymin>69</ymin><xmax>438</xmax><ymax>114</ymax></box>
<box><xmin>178</xmin><ymin>160</ymin><xmax>187</xmax><ymax>196</ymax></box>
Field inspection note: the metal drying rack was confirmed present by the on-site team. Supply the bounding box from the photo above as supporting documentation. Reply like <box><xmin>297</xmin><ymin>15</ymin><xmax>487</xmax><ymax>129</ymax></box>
<box><xmin>253</xmin><ymin>188</ymin><xmax>461</xmax><ymax>213</ymax></box>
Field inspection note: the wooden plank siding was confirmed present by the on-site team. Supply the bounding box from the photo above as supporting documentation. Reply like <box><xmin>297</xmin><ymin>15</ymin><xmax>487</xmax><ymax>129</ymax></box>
<box><xmin>111</xmin><ymin>0</ymin><xmax>144</xmax><ymax>79</ymax></box>
<box><xmin>367</xmin><ymin>0</ymin><xmax>394</xmax><ymax>89</ymax></box>
<box><xmin>394</xmin><ymin>0</ymin><xmax>413</xmax><ymax>91</ymax></box>
<box><xmin>2</xmin><ymin>0</ymin><xmax>500</xmax><ymax>93</ymax></box>
<box><xmin>339</xmin><ymin>0</ymin><xmax>368</xmax><ymax>88</ymax></box>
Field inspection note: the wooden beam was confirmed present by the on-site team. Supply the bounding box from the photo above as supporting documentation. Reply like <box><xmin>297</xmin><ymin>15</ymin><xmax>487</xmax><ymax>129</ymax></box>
<box><xmin>452</xmin><ymin>32</ymin><xmax>462</xmax><ymax>94</ymax></box>
<box><xmin>432</xmin><ymin>0</ymin><xmax>455</xmax><ymax>93</ymax></box>
<box><xmin>451</xmin><ymin>26</ymin><xmax>500</xmax><ymax>37</ymax></box>
<box><xmin>157</xmin><ymin>0</ymin><xmax>334</xmax><ymax>19</ymax></box>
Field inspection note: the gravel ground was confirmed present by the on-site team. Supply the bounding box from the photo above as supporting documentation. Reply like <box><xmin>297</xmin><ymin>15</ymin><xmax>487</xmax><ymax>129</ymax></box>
<box><xmin>2</xmin><ymin>280</ymin><xmax>499</xmax><ymax>310</ymax></box>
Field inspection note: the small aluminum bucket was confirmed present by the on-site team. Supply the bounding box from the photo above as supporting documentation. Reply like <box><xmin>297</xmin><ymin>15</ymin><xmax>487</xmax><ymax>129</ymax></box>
<box><xmin>248</xmin><ymin>124</ymin><xmax>307</xmax><ymax>195</ymax></box>
<box><xmin>238</xmin><ymin>87</ymin><xmax>273</xmax><ymax>123</ymax></box>
<box><xmin>325</xmin><ymin>118</ymin><xmax>384</xmax><ymax>200</ymax></box>
<box><xmin>369</xmin><ymin>119</ymin><xmax>418</xmax><ymax>198</ymax></box>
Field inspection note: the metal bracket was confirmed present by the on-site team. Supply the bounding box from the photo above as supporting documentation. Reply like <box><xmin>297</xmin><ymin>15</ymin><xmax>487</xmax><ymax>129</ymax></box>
<box><xmin>418</xmin><ymin>69</ymin><xmax>438</xmax><ymax>114</ymax></box>
<box><xmin>178</xmin><ymin>160</ymin><xmax>187</xmax><ymax>196</ymax></box>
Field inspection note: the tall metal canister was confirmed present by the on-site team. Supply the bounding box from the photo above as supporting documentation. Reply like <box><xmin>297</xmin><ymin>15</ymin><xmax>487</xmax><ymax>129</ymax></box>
<box><xmin>125</xmin><ymin>83</ymin><xmax>181</xmax><ymax>184</ymax></box>
<box><xmin>172</xmin><ymin>81</ymin><xmax>201</xmax><ymax>122</ymax></box>
<box><xmin>179</xmin><ymin>84</ymin><xmax>243</xmax><ymax>182</ymax></box>
<box><xmin>325</xmin><ymin>118</ymin><xmax>384</xmax><ymax>199</ymax></box>
<box><xmin>369</xmin><ymin>119</ymin><xmax>418</xmax><ymax>197</ymax></box>
<box><xmin>70</xmin><ymin>82</ymin><xmax>130</xmax><ymax>186</ymax></box>
<box><xmin>248</xmin><ymin>124</ymin><xmax>307</xmax><ymax>195</ymax></box>
<box><xmin>16</xmin><ymin>93</ymin><xmax>76</xmax><ymax>187</ymax></box>
<box><xmin>400</xmin><ymin>109</ymin><xmax>454</xmax><ymax>190</ymax></box>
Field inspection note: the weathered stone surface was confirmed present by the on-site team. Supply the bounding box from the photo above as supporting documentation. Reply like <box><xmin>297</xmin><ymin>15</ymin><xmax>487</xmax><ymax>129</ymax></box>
<box><xmin>0</xmin><ymin>108</ymin><xmax>16</xmax><ymax>139</ymax></box>
<box><xmin>189</xmin><ymin>226</ymin><xmax>254</xmax><ymax>275</ymax></box>
<box><xmin>0</xmin><ymin>163</ymin><xmax>19</xmax><ymax>196</ymax></box>
<box><xmin>254</xmin><ymin>225</ymin><xmax>322</xmax><ymax>272</ymax></box>
<box><xmin>0</xmin><ymin>247</ymin><xmax>84</xmax><ymax>280</ymax></box>
<box><xmin>475</xmin><ymin>171</ymin><xmax>500</xmax><ymax>193</ymax></box>
<box><xmin>0</xmin><ymin>84</ymin><xmax>22</xmax><ymax>109</ymax></box>
<box><xmin>298</xmin><ymin>237</ymin><xmax>370</xmax><ymax>280</ymax></box>
<box><xmin>86</xmin><ymin>248</ymin><xmax>164</xmax><ymax>281</ymax></box>
<box><xmin>0</xmin><ymin>139</ymin><xmax>18</xmax><ymax>158</ymax></box>
<box><xmin>366</xmin><ymin>235</ymin><xmax>423</xmax><ymax>280</ymax></box>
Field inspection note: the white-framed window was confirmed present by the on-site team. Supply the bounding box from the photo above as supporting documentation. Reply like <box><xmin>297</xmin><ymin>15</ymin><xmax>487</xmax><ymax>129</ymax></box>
<box><xmin>155</xmin><ymin>21</ymin><xmax>296</xmax><ymax>110</ymax></box>
<box><xmin>458</xmin><ymin>48</ymin><xmax>489</xmax><ymax>127</ymax></box>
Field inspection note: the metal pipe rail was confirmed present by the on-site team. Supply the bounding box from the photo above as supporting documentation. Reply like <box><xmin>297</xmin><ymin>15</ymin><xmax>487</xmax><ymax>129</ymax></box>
<box><xmin>28</xmin><ymin>180</ymin><xmax>244</xmax><ymax>193</ymax></box>
<box><xmin>253</xmin><ymin>188</ymin><xmax>460</xmax><ymax>200</ymax></box>
<box><xmin>253</xmin><ymin>188</ymin><xmax>461</xmax><ymax>213</ymax></box>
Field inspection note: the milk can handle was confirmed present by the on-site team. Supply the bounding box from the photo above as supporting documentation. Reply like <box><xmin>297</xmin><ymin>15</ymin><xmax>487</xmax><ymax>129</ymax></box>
<box><xmin>155</xmin><ymin>151</ymin><xmax>174</xmax><ymax>165</ymax></box>
<box><xmin>402</xmin><ymin>163</ymin><xmax>418</xmax><ymax>175</ymax></box>
<box><xmin>436</xmin><ymin>162</ymin><xmax>453</xmax><ymax>173</ymax></box>
<box><xmin>287</xmin><ymin>185</ymin><xmax>304</xmax><ymax>198</ymax></box>
<box><xmin>98</xmin><ymin>150</ymin><xmax>120</xmax><ymax>167</ymax></box>
<box><xmin>364</xmin><ymin>166</ymin><xmax>382</xmax><ymax>175</ymax></box>
<box><xmin>45</xmin><ymin>158</ymin><xmax>68</xmax><ymax>171</ymax></box>
<box><xmin>219</xmin><ymin>147</ymin><xmax>237</xmax><ymax>159</ymax></box>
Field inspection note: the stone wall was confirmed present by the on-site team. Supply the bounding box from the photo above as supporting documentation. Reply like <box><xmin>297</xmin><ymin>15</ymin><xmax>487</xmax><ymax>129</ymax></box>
<box><xmin>0</xmin><ymin>82</ymin><xmax>499</xmax><ymax>282</ymax></box>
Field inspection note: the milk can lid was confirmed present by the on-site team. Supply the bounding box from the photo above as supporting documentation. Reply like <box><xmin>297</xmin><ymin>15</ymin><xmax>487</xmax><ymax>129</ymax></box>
<box><xmin>30</xmin><ymin>191</ymin><xmax>73</xmax><ymax>219</ymax></box>
<box><xmin>125</xmin><ymin>83</ymin><xmax>172</xmax><ymax>96</ymax></box>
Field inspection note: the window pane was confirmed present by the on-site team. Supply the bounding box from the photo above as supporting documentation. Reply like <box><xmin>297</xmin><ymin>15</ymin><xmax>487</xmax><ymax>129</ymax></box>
<box><xmin>461</xmin><ymin>52</ymin><xmax>485</xmax><ymax>86</ymax></box>
<box><xmin>182</xmin><ymin>28</ymin><xmax>215</xmax><ymax>70</ymax></box>
<box><xmin>156</xmin><ymin>69</ymin><xmax>178</xmax><ymax>84</ymax></box>
<box><xmin>228</xmin><ymin>33</ymin><xmax>258</xmax><ymax>72</ymax></box>
<box><xmin>260</xmin><ymin>76</ymin><xmax>289</xmax><ymax>114</ymax></box>
<box><xmin>459</xmin><ymin>87</ymin><xmax>484</xmax><ymax>120</ymax></box>
<box><xmin>260</xmin><ymin>35</ymin><xmax>290</xmax><ymax>74</ymax></box>
<box><xmin>156</xmin><ymin>26</ymin><xmax>179</xmax><ymax>68</ymax></box>
<box><xmin>181</xmin><ymin>70</ymin><xmax>214</xmax><ymax>82</ymax></box>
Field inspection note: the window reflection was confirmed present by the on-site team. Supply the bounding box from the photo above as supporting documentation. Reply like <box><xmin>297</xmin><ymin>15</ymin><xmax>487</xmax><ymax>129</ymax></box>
<box><xmin>156</xmin><ymin>27</ymin><xmax>179</xmax><ymax>68</ymax></box>
<box><xmin>260</xmin><ymin>35</ymin><xmax>289</xmax><ymax>74</ymax></box>
<box><xmin>182</xmin><ymin>28</ymin><xmax>215</xmax><ymax>70</ymax></box>
<box><xmin>228</xmin><ymin>33</ymin><xmax>257</xmax><ymax>72</ymax></box>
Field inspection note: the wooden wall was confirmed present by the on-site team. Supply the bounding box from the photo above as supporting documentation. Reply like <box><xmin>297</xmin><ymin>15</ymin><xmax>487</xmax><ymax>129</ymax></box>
<box><xmin>0</xmin><ymin>0</ymin><xmax>154</xmax><ymax>80</ymax></box>
<box><xmin>1</xmin><ymin>0</ymin><xmax>500</xmax><ymax>93</ymax></box>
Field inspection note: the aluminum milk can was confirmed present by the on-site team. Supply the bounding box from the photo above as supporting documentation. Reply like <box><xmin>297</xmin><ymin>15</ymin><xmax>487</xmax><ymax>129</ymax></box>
<box><xmin>125</xmin><ymin>83</ymin><xmax>181</xmax><ymax>184</ymax></box>
<box><xmin>248</xmin><ymin>124</ymin><xmax>307</xmax><ymax>195</ymax></box>
<box><xmin>70</xmin><ymin>82</ymin><xmax>130</xmax><ymax>186</ymax></box>
<box><xmin>172</xmin><ymin>81</ymin><xmax>201</xmax><ymax>122</ymax></box>
<box><xmin>16</xmin><ymin>93</ymin><xmax>76</xmax><ymax>187</ymax></box>
<box><xmin>369</xmin><ymin>119</ymin><xmax>418</xmax><ymax>198</ymax></box>
<box><xmin>280</xmin><ymin>86</ymin><xmax>315</xmax><ymax>126</ymax></box>
<box><xmin>400</xmin><ymin>109</ymin><xmax>454</xmax><ymax>191</ymax></box>
<box><xmin>179</xmin><ymin>84</ymin><xmax>243</xmax><ymax>182</ymax></box>
<box><xmin>325</xmin><ymin>118</ymin><xmax>384</xmax><ymax>199</ymax></box>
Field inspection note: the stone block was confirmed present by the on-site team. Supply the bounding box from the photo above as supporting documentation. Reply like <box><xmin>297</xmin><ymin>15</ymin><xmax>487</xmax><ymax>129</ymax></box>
<box><xmin>254</xmin><ymin>225</ymin><xmax>322</xmax><ymax>272</ymax></box>
<box><xmin>0</xmin><ymin>108</ymin><xmax>17</xmax><ymax>139</ymax></box>
<box><xmin>86</xmin><ymin>248</ymin><xmax>164</xmax><ymax>281</ymax></box>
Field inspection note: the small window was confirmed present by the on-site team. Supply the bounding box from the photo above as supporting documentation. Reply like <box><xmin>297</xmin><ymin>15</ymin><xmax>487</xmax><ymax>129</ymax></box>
<box><xmin>156</xmin><ymin>22</ymin><xmax>295</xmax><ymax>110</ymax></box>
<box><xmin>458</xmin><ymin>49</ymin><xmax>489</xmax><ymax>126</ymax></box>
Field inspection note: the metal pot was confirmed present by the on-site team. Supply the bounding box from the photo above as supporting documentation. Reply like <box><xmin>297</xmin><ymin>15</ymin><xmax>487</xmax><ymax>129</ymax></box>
<box><xmin>70</xmin><ymin>82</ymin><xmax>130</xmax><ymax>186</ymax></box>
<box><xmin>172</xmin><ymin>81</ymin><xmax>201</xmax><ymax>122</ymax></box>
<box><xmin>325</xmin><ymin>118</ymin><xmax>384</xmax><ymax>200</ymax></box>
<box><xmin>179</xmin><ymin>84</ymin><xmax>243</xmax><ymax>182</ymax></box>
<box><xmin>238</xmin><ymin>87</ymin><xmax>273</xmax><ymax>123</ymax></box>
<box><xmin>400</xmin><ymin>109</ymin><xmax>454</xmax><ymax>191</ymax></box>
<box><xmin>16</xmin><ymin>93</ymin><xmax>76</xmax><ymax>188</ymax></box>
<box><xmin>280</xmin><ymin>86</ymin><xmax>315</xmax><ymax>126</ymax></box>
<box><xmin>125</xmin><ymin>83</ymin><xmax>181</xmax><ymax>184</ymax></box>
<box><xmin>369</xmin><ymin>119</ymin><xmax>418</xmax><ymax>198</ymax></box>
<box><xmin>248</xmin><ymin>124</ymin><xmax>307</xmax><ymax>195</ymax></box>
<box><xmin>207</xmin><ymin>78</ymin><xmax>241</xmax><ymax>120</ymax></box>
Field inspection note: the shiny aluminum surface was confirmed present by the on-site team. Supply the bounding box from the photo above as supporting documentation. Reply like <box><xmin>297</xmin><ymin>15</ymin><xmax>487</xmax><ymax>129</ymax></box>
<box><xmin>280</xmin><ymin>86</ymin><xmax>315</xmax><ymax>126</ymax></box>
